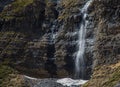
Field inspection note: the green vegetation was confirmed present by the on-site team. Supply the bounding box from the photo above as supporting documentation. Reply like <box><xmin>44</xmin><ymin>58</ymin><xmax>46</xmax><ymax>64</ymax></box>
<box><xmin>0</xmin><ymin>31</ymin><xmax>29</xmax><ymax>86</ymax></box>
<box><xmin>103</xmin><ymin>67</ymin><xmax>120</xmax><ymax>87</ymax></box>
<box><xmin>0</xmin><ymin>65</ymin><xmax>16</xmax><ymax>87</ymax></box>
<box><xmin>58</xmin><ymin>0</ymin><xmax>80</xmax><ymax>20</ymax></box>
<box><xmin>0</xmin><ymin>64</ymin><xmax>29</xmax><ymax>87</ymax></box>
<box><xmin>60</xmin><ymin>0</ymin><xmax>78</xmax><ymax>8</ymax></box>
<box><xmin>83</xmin><ymin>63</ymin><xmax>120</xmax><ymax>87</ymax></box>
<box><xmin>0</xmin><ymin>0</ymin><xmax>34</xmax><ymax>19</ymax></box>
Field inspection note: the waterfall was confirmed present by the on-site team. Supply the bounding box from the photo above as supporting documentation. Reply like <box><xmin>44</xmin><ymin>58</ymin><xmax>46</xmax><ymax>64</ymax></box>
<box><xmin>75</xmin><ymin>0</ymin><xmax>93</xmax><ymax>79</ymax></box>
<box><xmin>50</xmin><ymin>20</ymin><xmax>58</xmax><ymax>44</ymax></box>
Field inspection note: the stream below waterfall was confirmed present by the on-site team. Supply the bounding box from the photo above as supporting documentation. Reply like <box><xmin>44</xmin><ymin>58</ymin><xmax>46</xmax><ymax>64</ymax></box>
<box><xmin>24</xmin><ymin>76</ymin><xmax>88</xmax><ymax>87</ymax></box>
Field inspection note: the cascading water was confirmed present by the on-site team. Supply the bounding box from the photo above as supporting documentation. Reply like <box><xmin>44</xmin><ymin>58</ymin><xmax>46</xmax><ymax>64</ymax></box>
<box><xmin>75</xmin><ymin>0</ymin><xmax>93</xmax><ymax>79</ymax></box>
<box><xmin>50</xmin><ymin>20</ymin><xmax>58</xmax><ymax>44</ymax></box>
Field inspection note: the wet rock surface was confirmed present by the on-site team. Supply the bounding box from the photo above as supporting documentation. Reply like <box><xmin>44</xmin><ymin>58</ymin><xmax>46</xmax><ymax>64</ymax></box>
<box><xmin>33</xmin><ymin>79</ymin><xmax>65</xmax><ymax>87</ymax></box>
<box><xmin>114</xmin><ymin>84</ymin><xmax>120</xmax><ymax>87</ymax></box>
<box><xmin>24</xmin><ymin>77</ymin><xmax>84</xmax><ymax>87</ymax></box>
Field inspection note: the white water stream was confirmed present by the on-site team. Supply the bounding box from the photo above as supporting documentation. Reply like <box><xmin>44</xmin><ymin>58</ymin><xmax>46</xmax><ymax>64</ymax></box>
<box><xmin>75</xmin><ymin>0</ymin><xmax>93</xmax><ymax>78</ymax></box>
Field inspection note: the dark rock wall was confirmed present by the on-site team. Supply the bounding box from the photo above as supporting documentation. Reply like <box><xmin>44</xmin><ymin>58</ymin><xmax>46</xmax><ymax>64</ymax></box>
<box><xmin>0</xmin><ymin>0</ymin><xmax>14</xmax><ymax>12</ymax></box>
<box><xmin>1</xmin><ymin>0</ymin><xmax>45</xmax><ymax>34</ymax></box>
<box><xmin>0</xmin><ymin>0</ymin><xmax>95</xmax><ymax>79</ymax></box>
<box><xmin>0</xmin><ymin>0</ymin><xmax>119</xmax><ymax>81</ymax></box>
<box><xmin>92</xmin><ymin>0</ymin><xmax>120</xmax><ymax>66</ymax></box>
<box><xmin>83</xmin><ymin>0</ymin><xmax>120</xmax><ymax>86</ymax></box>
<box><xmin>0</xmin><ymin>0</ymin><xmax>48</xmax><ymax>78</ymax></box>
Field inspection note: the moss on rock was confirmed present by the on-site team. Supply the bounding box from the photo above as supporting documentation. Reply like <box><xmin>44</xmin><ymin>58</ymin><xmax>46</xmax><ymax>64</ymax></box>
<box><xmin>83</xmin><ymin>62</ymin><xmax>120</xmax><ymax>87</ymax></box>
<box><xmin>0</xmin><ymin>64</ymin><xmax>29</xmax><ymax>87</ymax></box>
<box><xmin>0</xmin><ymin>0</ymin><xmax>34</xmax><ymax>19</ymax></box>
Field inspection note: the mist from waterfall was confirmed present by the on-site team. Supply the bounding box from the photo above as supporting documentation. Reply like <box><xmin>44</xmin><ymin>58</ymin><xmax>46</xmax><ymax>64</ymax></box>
<box><xmin>75</xmin><ymin>0</ymin><xmax>93</xmax><ymax>79</ymax></box>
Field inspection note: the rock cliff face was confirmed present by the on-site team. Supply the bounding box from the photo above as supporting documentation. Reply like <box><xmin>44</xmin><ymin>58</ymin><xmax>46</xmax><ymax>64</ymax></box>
<box><xmin>0</xmin><ymin>0</ymin><xmax>14</xmax><ymax>12</ymax></box>
<box><xmin>0</xmin><ymin>0</ymin><xmax>93</xmax><ymax>79</ymax></box>
<box><xmin>93</xmin><ymin>0</ymin><xmax>120</xmax><ymax>66</ymax></box>
<box><xmin>0</xmin><ymin>0</ymin><xmax>120</xmax><ymax>87</ymax></box>
<box><xmin>83</xmin><ymin>0</ymin><xmax>120</xmax><ymax>87</ymax></box>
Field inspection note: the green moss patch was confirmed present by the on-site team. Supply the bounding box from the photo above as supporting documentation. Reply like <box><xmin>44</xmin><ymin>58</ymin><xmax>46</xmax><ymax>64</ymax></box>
<box><xmin>0</xmin><ymin>65</ymin><xmax>16</xmax><ymax>87</ymax></box>
<box><xmin>0</xmin><ymin>0</ymin><xmax>34</xmax><ymax>19</ymax></box>
<box><xmin>83</xmin><ymin>62</ymin><xmax>120</xmax><ymax>87</ymax></box>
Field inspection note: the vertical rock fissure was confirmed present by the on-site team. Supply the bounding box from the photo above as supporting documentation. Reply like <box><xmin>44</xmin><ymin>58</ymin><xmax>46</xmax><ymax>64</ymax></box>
<box><xmin>75</xmin><ymin>0</ymin><xmax>93</xmax><ymax>79</ymax></box>
<box><xmin>44</xmin><ymin>1</ymin><xmax>59</xmax><ymax>77</ymax></box>
<box><xmin>45</xmin><ymin>20</ymin><xmax>58</xmax><ymax>77</ymax></box>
